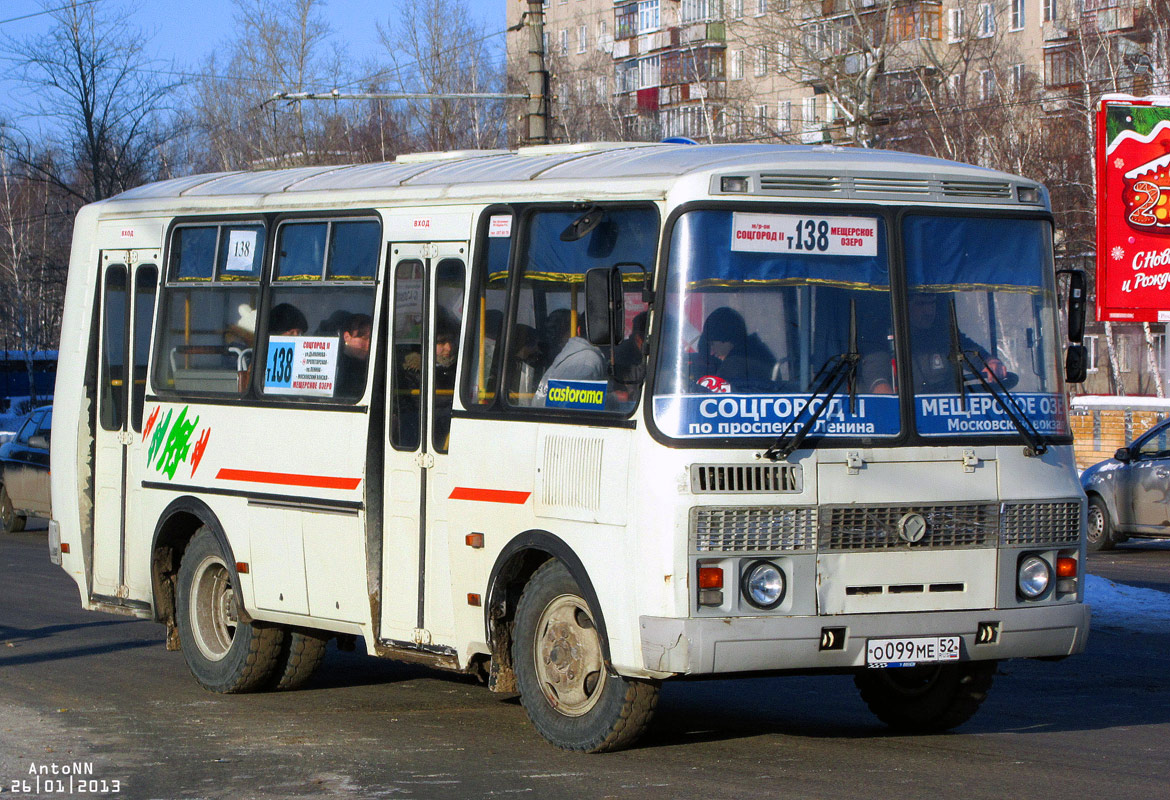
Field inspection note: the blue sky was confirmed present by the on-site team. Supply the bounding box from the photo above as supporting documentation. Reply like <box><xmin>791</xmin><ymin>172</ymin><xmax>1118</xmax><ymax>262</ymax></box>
<box><xmin>0</xmin><ymin>0</ymin><xmax>507</xmax><ymax>123</ymax></box>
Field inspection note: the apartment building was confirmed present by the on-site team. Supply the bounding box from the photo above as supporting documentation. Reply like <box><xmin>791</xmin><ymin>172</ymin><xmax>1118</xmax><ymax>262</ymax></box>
<box><xmin>506</xmin><ymin>0</ymin><xmax>1159</xmax><ymax>147</ymax></box>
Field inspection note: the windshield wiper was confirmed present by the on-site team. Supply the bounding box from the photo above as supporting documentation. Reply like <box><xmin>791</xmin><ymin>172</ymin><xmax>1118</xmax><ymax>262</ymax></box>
<box><xmin>947</xmin><ymin>307</ymin><xmax>1048</xmax><ymax>456</ymax></box>
<box><xmin>763</xmin><ymin>301</ymin><xmax>859</xmax><ymax>462</ymax></box>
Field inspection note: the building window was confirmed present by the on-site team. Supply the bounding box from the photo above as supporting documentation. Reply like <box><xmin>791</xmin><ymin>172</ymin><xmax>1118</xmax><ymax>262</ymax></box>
<box><xmin>638</xmin><ymin>54</ymin><xmax>661</xmax><ymax>88</ymax></box>
<box><xmin>578</xmin><ymin>25</ymin><xmax>587</xmax><ymax>53</ymax></box>
<box><xmin>616</xmin><ymin>3</ymin><xmax>637</xmax><ymax>39</ymax></box>
<box><xmin>1043</xmin><ymin>0</ymin><xmax>1056</xmax><ymax>23</ymax></box>
<box><xmin>559</xmin><ymin>29</ymin><xmax>568</xmax><ymax>56</ymax></box>
<box><xmin>681</xmin><ymin>0</ymin><xmax>714</xmax><ymax>23</ymax></box>
<box><xmin>638</xmin><ymin>0</ymin><xmax>660</xmax><ymax>33</ymax></box>
<box><xmin>754</xmin><ymin>46</ymin><xmax>768</xmax><ymax>76</ymax></box>
<box><xmin>776</xmin><ymin>41</ymin><xmax>790</xmax><ymax>72</ymax></box>
<box><xmin>948</xmin><ymin>7</ymin><xmax>965</xmax><ymax>42</ymax></box>
<box><xmin>776</xmin><ymin>100</ymin><xmax>792</xmax><ymax>131</ymax></box>
<box><xmin>730</xmin><ymin>0</ymin><xmax>744</xmax><ymax>18</ymax></box>
<box><xmin>979</xmin><ymin>68</ymin><xmax>996</xmax><ymax>100</ymax></box>
<box><xmin>755</xmin><ymin>104</ymin><xmax>769</xmax><ymax>132</ymax></box>
<box><xmin>978</xmin><ymin>3</ymin><xmax>996</xmax><ymax>37</ymax></box>
<box><xmin>947</xmin><ymin>73</ymin><xmax>962</xmax><ymax>98</ymax></box>
<box><xmin>1085</xmin><ymin>335</ymin><xmax>1099</xmax><ymax>373</ymax></box>
<box><xmin>755</xmin><ymin>0</ymin><xmax>768</xmax><ymax>16</ymax></box>
<box><xmin>599</xmin><ymin>20</ymin><xmax>608</xmax><ymax>49</ymax></box>
<box><xmin>1010</xmin><ymin>0</ymin><xmax>1025</xmax><ymax>30</ymax></box>
<box><xmin>1010</xmin><ymin>63</ymin><xmax>1026</xmax><ymax>93</ymax></box>
<box><xmin>802</xmin><ymin>95</ymin><xmax>818</xmax><ymax>129</ymax></box>
<box><xmin>730</xmin><ymin>49</ymin><xmax>744</xmax><ymax>80</ymax></box>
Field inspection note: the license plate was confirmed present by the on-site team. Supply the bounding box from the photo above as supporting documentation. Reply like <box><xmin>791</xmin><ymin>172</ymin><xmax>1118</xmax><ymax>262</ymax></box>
<box><xmin>866</xmin><ymin>635</ymin><xmax>961</xmax><ymax>668</ymax></box>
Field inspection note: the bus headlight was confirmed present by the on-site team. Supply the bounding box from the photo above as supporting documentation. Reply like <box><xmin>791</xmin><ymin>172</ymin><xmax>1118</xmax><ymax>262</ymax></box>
<box><xmin>742</xmin><ymin>561</ymin><xmax>786</xmax><ymax>610</ymax></box>
<box><xmin>1017</xmin><ymin>555</ymin><xmax>1051</xmax><ymax>599</ymax></box>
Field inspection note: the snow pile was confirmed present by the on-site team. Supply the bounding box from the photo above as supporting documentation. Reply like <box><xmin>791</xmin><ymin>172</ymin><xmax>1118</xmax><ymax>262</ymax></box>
<box><xmin>1086</xmin><ymin>574</ymin><xmax>1170</xmax><ymax>634</ymax></box>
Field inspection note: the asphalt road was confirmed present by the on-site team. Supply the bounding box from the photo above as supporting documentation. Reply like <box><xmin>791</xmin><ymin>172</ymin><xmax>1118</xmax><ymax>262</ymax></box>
<box><xmin>2</xmin><ymin>528</ymin><xmax>1169</xmax><ymax>800</ymax></box>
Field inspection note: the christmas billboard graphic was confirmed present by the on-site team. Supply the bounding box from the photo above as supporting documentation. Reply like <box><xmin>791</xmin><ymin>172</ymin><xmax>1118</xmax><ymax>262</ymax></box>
<box><xmin>1097</xmin><ymin>96</ymin><xmax>1170</xmax><ymax>322</ymax></box>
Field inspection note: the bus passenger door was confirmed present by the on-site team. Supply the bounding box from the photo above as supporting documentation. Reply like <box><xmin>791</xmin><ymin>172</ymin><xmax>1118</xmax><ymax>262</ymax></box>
<box><xmin>380</xmin><ymin>243</ymin><xmax>466</xmax><ymax>646</ymax></box>
<box><xmin>92</xmin><ymin>252</ymin><xmax>159</xmax><ymax>601</ymax></box>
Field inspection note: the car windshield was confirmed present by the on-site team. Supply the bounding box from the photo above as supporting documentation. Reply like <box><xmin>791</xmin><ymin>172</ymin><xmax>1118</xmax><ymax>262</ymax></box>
<box><xmin>653</xmin><ymin>209</ymin><xmax>899</xmax><ymax>440</ymax></box>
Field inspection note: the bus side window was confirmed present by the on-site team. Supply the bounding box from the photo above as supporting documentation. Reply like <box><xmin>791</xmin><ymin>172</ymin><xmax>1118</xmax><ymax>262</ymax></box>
<box><xmin>433</xmin><ymin>258</ymin><xmax>465</xmax><ymax>453</ymax></box>
<box><xmin>391</xmin><ymin>260</ymin><xmax>424</xmax><ymax>451</ymax></box>
<box><xmin>259</xmin><ymin>219</ymin><xmax>379</xmax><ymax>403</ymax></box>
<box><xmin>153</xmin><ymin>224</ymin><xmax>263</xmax><ymax>396</ymax></box>
<box><xmin>131</xmin><ymin>265</ymin><xmax>158</xmax><ymax>431</ymax></box>
<box><xmin>464</xmin><ymin>213</ymin><xmax>512</xmax><ymax>408</ymax></box>
<box><xmin>100</xmin><ymin>266</ymin><xmax>128</xmax><ymax>431</ymax></box>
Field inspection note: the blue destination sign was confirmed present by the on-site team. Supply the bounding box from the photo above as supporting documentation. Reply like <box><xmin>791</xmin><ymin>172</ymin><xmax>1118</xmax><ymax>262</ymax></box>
<box><xmin>915</xmin><ymin>392</ymin><xmax>1068</xmax><ymax>436</ymax></box>
<box><xmin>653</xmin><ymin>393</ymin><xmax>901</xmax><ymax>438</ymax></box>
<box><xmin>545</xmin><ymin>379</ymin><xmax>608</xmax><ymax>410</ymax></box>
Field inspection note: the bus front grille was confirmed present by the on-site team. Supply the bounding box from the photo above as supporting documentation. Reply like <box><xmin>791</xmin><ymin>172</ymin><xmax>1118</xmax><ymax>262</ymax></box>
<box><xmin>1000</xmin><ymin>501</ymin><xmax>1081</xmax><ymax>546</ymax></box>
<box><xmin>691</xmin><ymin>463</ymin><xmax>802</xmax><ymax>494</ymax></box>
<box><xmin>820</xmin><ymin>503</ymin><xmax>998</xmax><ymax>551</ymax></box>
<box><xmin>691</xmin><ymin>506</ymin><xmax>818</xmax><ymax>553</ymax></box>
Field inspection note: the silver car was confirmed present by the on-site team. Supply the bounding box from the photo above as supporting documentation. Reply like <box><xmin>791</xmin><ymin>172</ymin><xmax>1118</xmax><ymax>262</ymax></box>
<box><xmin>1081</xmin><ymin>418</ymin><xmax>1170</xmax><ymax>551</ymax></box>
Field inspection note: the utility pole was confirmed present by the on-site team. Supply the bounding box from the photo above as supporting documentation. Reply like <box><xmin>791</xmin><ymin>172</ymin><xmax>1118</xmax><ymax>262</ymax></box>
<box><xmin>525</xmin><ymin>0</ymin><xmax>550</xmax><ymax>145</ymax></box>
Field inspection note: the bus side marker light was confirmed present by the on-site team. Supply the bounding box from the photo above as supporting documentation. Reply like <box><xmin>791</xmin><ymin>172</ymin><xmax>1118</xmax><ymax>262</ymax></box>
<box><xmin>698</xmin><ymin>566</ymin><xmax>723</xmax><ymax>589</ymax></box>
<box><xmin>236</xmin><ymin>562</ymin><xmax>249</xmax><ymax>574</ymax></box>
<box><xmin>1056</xmin><ymin>557</ymin><xmax>1077</xmax><ymax>578</ymax></box>
<box><xmin>466</xmin><ymin>533</ymin><xmax>484</xmax><ymax>549</ymax></box>
<box><xmin>467</xmin><ymin>593</ymin><xmax>482</xmax><ymax>607</ymax></box>
<box><xmin>59</xmin><ymin>543</ymin><xmax>70</xmax><ymax>554</ymax></box>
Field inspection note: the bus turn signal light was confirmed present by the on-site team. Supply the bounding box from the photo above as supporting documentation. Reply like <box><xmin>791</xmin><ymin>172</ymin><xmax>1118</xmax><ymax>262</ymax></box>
<box><xmin>235</xmin><ymin>562</ymin><xmax>249</xmax><ymax>574</ymax></box>
<box><xmin>698</xmin><ymin>566</ymin><xmax>724</xmax><ymax>589</ymax></box>
<box><xmin>59</xmin><ymin>543</ymin><xmax>69</xmax><ymax>554</ymax></box>
<box><xmin>1056</xmin><ymin>557</ymin><xmax>1077</xmax><ymax>578</ymax></box>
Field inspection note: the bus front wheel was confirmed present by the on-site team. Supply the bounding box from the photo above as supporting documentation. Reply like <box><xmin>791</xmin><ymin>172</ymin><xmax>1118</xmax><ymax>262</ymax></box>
<box><xmin>512</xmin><ymin>560</ymin><xmax>659</xmax><ymax>752</ymax></box>
<box><xmin>176</xmin><ymin>527</ymin><xmax>284</xmax><ymax>693</ymax></box>
<box><xmin>854</xmin><ymin>660</ymin><xmax>996</xmax><ymax>733</ymax></box>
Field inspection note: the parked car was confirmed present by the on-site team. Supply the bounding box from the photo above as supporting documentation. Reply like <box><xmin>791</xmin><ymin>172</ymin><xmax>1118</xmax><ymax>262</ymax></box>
<box><xmin>0</xmin><ymin>405</ymin><xmax>51</xmax><ymax>532</ymax></box>
<box><xmin>1081</xmin><ymin>416</ymin><xmax>1170</xmax><ymax>551</ymax></box>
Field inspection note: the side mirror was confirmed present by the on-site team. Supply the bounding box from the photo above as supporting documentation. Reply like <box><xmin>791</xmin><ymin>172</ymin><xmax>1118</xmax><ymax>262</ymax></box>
<box><xmin>1115</xmin><ymin>447</ymin><xmax>1132</xmax><ymax>463</ymax></box>
<box><xmin>584</xmin><ymin>266</ymin><xmax>624</xmax><ymax>346</ymax></box>
<box><xmin>1065</xmin><ymin>344</ymin><xmax>1087</xmax><ymax>384</ymax></box>
<box><xmin>1057</xmin><ymin>269</ymin><xmax>1087</xmax><ymax>343</ymax></box>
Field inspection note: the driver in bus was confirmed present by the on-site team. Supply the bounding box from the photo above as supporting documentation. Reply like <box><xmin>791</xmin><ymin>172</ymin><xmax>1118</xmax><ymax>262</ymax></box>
<box><xmin>862</xmin><ymin>293</ymin><xmax>1009</xmax><ymax>394</ymax></box>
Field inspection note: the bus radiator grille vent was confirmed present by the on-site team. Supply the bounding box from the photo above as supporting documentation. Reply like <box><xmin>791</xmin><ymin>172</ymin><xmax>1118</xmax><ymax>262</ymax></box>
<box><xmin>1000</xmin><ymin>501</ymin><xmax>1081</xmax><ymax>546</ymax></box>
<box><xmin>690</xmin><ymin>506</ymin><xmax>818</xmax><ymax>553</ymax></box>
<box><xmin>757</xmin><ymin>174</ymin><xmax>842</xmax><ymax>194</ymax></box>
<box><xmin>691</xmin><ymin>464</ymin><xmax>802</xmax><ymax>494</ymax></box>
<box><xmin>540</xmin><ymin>435</ymin><xmax>604</xmax><ymax>512</ymax></box>
<box><xmin>940</xmin><ymin>179</ymin><xmax>1013</xmax><ymax>199</ymax></box>
<box><xmin>821</xmin><ymin>504</ymin><xmax>998</xmax><ymax>551</ymax></box>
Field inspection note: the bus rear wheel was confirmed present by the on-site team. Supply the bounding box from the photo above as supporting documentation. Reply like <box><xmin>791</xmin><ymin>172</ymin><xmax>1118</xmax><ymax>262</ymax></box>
<box><xmin>854</xmin><ymin>660</ymin><xmax>996</xmax><ymax>733</ymax></box>
<box><xmin>512</xmin><ymin>560</ymin><xmax>659</xmax><ymax>753</ymax></box>
<box><xmin>176</xmin><ymin>528</ymin><xmax>283</xmax><ymax>693</ymax></box>
<box><xmin>0</xmin><ymin>484</ymin><xmax>26</xmax><ymax>532</ymax></box>
<box><xmin>268</xmin><ymin>627</ymin><xmax>330</xmax><ymax>691</ymax></box>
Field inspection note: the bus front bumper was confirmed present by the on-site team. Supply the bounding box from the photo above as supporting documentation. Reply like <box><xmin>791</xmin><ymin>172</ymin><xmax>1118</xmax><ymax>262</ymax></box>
<box><xmin>639</xmin><ymin>602</ymin><xmax>1089</xmax><ymax>675</ymax></box>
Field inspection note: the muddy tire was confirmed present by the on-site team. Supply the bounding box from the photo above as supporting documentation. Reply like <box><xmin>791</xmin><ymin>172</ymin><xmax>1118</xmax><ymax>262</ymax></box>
<box><xmin>0</xmin><ymin>484</ymin><xmax>26</xmax><ymax>532</ymax></box>
<box><xmin>176</xmin><ymin>527</ymin><xmax>283</xmax><ymax>693</ymax></box>
<box><xmin>855</xmin><ymin>660</ymin><xmax>996</xmax><ymax>733</ymax></box>
<box><xmin>268</xmin><ymin>627</ymin><xmax>330</xmax><ymax>691</ymax></box>
<box><xmin>513</xmin><ymin>560</ymin><xmax>659</xmax><ymax>753</ymax></box>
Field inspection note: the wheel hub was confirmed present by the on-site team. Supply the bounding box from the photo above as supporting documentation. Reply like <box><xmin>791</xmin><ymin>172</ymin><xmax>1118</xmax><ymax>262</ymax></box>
<box><xmin>535</xmin><ymin>596</ymin><xmax>604</xmax><ymax>717</ymax></box>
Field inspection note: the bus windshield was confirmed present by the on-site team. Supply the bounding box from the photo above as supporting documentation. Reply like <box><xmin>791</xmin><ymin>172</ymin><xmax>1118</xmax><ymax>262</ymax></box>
<box><xmin>653</xmin><ymin>209</ymin><xmax>899</xmax><ymax>440</ymax></box>
<box><xmin>652</xmin><ymin>210</ymin><xmax>1068</xmax><ymax>443</ymax></box>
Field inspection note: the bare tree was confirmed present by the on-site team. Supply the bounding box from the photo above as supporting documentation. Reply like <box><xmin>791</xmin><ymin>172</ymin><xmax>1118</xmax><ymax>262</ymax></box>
<box><xmin>377</xmin><ymin>0</ymin><xmax>507</xmax><ymax>152</ymax></box>
<box><xmin>2</xmin><ymin>0</ymin><xmax>180</xmax><ymax>203</ymax></box>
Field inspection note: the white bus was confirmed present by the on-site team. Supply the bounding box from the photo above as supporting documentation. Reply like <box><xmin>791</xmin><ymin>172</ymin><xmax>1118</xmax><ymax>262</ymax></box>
<box><xmin>49</xmin><ymin>143</ymin><xmax>1089</xmax><ymax>752</ymax></box>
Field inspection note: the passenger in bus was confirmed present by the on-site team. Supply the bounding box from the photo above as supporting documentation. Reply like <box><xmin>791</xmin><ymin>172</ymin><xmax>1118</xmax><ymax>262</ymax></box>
<box><xmin>613</xmin><ymin>311</ymin><xmax>648</xmax><ymax>400</ymax></box>
<box><xmin>508</xmin><ymin>324</ymin><xmax>542</xmax><ymax>398</ymax></box>
<box><xmin>532</xmin><ymin>308</ymin><xmax>606</xmax><ymax>406</ymax></box>
<box><xmin>693</xmin><ymin>307</ymin><xmax>776</xmax><ymax>392</ymax></box>
<box><xmin>269</xmin><ymin>303</ymin><xmax>308</xmax><ymax>337</ymax></box>
<box><xmin>336</xmin><ymin>313</ymin><xmax>373</xmax><ymax>397</ymax></box>
<box><xmin>433</xmin><ymin>317</ymin><xmax>461</xmax><ymax>446</ymax></box>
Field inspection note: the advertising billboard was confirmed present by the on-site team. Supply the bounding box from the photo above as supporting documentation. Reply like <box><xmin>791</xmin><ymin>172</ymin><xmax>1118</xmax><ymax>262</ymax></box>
<box><xmin>1097</xmin><ymin>95</ymin><xmax>1170</xmax><ymax>322</ymax></box>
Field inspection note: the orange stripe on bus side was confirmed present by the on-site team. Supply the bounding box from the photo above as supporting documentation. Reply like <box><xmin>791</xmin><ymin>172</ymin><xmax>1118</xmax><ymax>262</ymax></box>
<box><xmin>448</xmin><ymin>487</ymin><xmax>532</xmax><ymax>504</ymax></box>
<box><xmin>215</xmin><ymin>468</ymin><xmax>361</xmax><ymax>491</ymax></box>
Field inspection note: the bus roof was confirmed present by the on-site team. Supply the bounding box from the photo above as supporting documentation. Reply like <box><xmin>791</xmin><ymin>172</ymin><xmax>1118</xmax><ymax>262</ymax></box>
<box><xmin>107</xmin><ymin>143</ymin><xmax>1044</xmax><ymax>209</ymax></box>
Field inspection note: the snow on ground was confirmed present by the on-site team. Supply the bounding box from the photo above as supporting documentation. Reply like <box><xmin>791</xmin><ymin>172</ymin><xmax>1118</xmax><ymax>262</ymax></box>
<box><xmin>1086</xmin><ymin>573</ymin><xmax>1170</xmax><ymax>634</ymax></box>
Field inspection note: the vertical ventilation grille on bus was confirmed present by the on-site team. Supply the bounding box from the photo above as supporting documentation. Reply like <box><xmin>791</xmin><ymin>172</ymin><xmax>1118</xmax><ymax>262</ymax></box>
<box><xmin>691</xmin><ymin>464</ymin><xmax>803</xmax><ymax>494</ymax></box>
<box><xmin>540</xmin><ymin>435</ymin><xmax>604</xmax><ymax>512</ymax></box>
<box><xmin>940</xmin><ymin>180</ymin><xmax>1012</xmax><ymax>198</ymax></box>
<box><xmin>757</xmin><ymin>174</ymin><xmax>843</xmax><ymax>193</ymax></box>
<box><xmin>1000</xmin><ymin>501</ymin><xmax>1081</xmax><ymax>546</ymax></box>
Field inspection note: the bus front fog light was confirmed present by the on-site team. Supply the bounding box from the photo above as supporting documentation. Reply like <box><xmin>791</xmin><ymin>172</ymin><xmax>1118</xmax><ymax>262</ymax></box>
<box><xmin>742</xmin><ymin>561</ymin><xmax>786</xmax><ymax>610</ymax></box>
<box><xmin>1017</xmin><ymin>555</ymin><xmax>1051</xmax><ymax>599</ymax></box>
